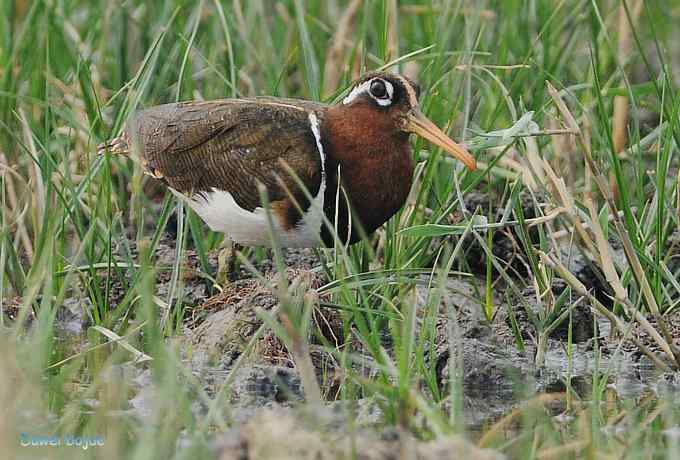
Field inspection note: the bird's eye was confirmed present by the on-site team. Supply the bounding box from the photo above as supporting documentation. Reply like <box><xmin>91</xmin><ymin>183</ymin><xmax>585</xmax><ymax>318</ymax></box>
<box><xmin>370</xmin><ymin>79</ymin><xmax>389</xmax><ymax>99</ymax></box>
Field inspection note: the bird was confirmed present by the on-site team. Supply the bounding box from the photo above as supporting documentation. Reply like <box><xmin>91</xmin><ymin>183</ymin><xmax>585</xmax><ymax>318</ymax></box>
<box><xmin>98</xmin><ymin>71</ymin><xmax>476</xmax><ymax>252</ymax></box>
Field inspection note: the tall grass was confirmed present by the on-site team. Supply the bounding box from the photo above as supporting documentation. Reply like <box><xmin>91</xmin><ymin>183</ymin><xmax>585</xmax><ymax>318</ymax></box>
<box><xmin>1</xmin><ymin>0</ymin><xmax>679</xmax><ymax>458</ymax></box>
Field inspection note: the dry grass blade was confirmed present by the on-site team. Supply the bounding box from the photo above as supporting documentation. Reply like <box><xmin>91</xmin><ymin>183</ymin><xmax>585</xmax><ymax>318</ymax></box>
<box><xmin>537</xmin><ymin>440</ymin><xmax>590</xmax><ymax>460</ymax></box>
<box><xmin>541</xmin><ymin>157</ymin><xmax>597</xmax><ymax>256</ymax></box>
<box><xmin>585</xmin><ymin>195</ymin><xmax>627</xmax><ymax>299</ymax></box>
<box><xmin>478</xmin><ymin>393</ymin><xmax>567</xmax><ymax>448</ymax></box>
<box><xmin>91</xmin><ymin>325</ymin><xmax>153</xmax><ymax>363</ymax></box>
<box><xmin>540</xmin><ymin>251</ymin><xmax>670</xmax><ymax>370</ymax></box>
<box><xmin>399</xmin><ymin>5</ymin><xmax>496</xmax><ymax>19</ymax></box>
<box><xmin>322</xmin><ymin>0</ymin><xmax>362</xmax><ymax>97</ymax></box>
<box><xmin>612</xmin><ymin>1</ymin><xmax>640</xmax><ymax>153</ymax></box>
<box><xmin>546</xmin><ymin>82</ymin><xmax>580</xmax><ymax>133</ymax></box>
<box><xmin>611</xmin><ymin>0</ymin><xmax>643</xmax><ymax>196</ymax></box>
<box><xmin>522</xmin><ymin>135</ymin><xmax>544</xmax><ymax>191</ymax></box>
<box><xmin>278</xmin><ymin>277</ymin><xmax>323</xmax><ymax>408</ymax></box>
<box><xmin>19</xmin><ymin>110</ymin><xmax>45</xmax><ymax>238</ymax></box>
<box><xmin>546</xmin><ymin>80</ymin><xmax>680</xmax><ymax>367</ymax></box>
<box><xmin>639</xmin><ymin>402</ymin><xmax>665</xmax><ymax>429</ymax></box>
<box><xmin>548</xmin><ymin>114</ymin><xmax>577</xmax><ymax>187</ymax></box>
<box><xmin>386</xmin><ymin>0</ymin><xmax>398</xmax><ymax>63</ymax></box>
<box><xmin>0</xmin><ymin>154</ymin><xmax>33</xmax><ymax>258</ymax></box>
<box><xmin>550</xmin><ymin>209</ymin><xmax>629</xmax><ymax>240</ymax></box>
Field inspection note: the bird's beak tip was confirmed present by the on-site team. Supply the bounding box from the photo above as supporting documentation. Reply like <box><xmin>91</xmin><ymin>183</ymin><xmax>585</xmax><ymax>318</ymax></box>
<box><xmin>406</xmin><ymin>111</ymin><xmax>476</xmax><ymax>171</ymax></box>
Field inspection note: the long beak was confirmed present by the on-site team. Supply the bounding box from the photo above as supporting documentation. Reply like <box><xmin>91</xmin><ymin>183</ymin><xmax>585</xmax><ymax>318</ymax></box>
<box><xmin>405</xmin><ymin>110</ymin><xmax>476</xmax><ymax>171</ymax></box>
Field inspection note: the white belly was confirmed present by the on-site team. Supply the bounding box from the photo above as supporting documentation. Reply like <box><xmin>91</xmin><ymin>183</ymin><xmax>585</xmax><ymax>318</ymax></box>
<box><xmin>172</xmin><ymin>187</ymin><xmax>325</xmax><ymax>247</ymax></box>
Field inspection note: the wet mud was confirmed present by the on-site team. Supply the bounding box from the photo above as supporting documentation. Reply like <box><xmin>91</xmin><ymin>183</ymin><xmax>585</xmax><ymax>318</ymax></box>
<box><xmin>11</xmin><ymin>232</ymin><xmax>680</xmax><ymax>458</ymax></box>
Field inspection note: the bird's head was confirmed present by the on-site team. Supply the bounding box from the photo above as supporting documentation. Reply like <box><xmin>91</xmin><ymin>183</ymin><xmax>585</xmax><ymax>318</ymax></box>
<box><xmin>341</xmin><ymin>71</ymin><xmax>476</xmax><ymax>170</ymax></box>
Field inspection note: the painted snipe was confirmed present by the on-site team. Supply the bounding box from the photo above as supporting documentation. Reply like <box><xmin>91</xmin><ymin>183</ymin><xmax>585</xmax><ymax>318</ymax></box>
<box><xmin>99</xmin><ymin>71</ymin><xmax>476</xmax><ymax>249</ymax></box>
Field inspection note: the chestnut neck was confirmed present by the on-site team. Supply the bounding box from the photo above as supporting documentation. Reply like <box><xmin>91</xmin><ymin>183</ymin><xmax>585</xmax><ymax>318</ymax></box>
<box><xmin>320</xmin><ymin>103</ymin><xmax>414</xmax><ymax>244</ymax></box>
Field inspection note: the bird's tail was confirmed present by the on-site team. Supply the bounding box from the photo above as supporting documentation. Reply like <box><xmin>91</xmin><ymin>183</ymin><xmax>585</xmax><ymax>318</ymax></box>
<box><xmin>97</xmin><ymin>132</ymin><xmax>130</xmax><ymax>156</ymax></box>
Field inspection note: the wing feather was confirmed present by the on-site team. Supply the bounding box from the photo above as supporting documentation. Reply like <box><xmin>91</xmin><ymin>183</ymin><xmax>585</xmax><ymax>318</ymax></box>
<box><xmin>127</xmin><ymin>99</ymin><xmax>327</xmax><ymax>221</ymax></box>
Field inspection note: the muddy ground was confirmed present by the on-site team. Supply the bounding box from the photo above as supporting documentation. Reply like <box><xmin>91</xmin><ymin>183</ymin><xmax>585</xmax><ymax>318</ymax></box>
<box><xmin>12</xmin><ymin>222</ymin><xmax>676</xmax><ymax>459</ymax></box>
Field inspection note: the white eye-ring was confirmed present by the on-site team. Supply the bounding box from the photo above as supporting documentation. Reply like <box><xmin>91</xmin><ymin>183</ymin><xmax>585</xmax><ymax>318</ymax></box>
<box><xmin>342</xmin><ymin>78</ymin><xmax>394</xmax><ymax>107</ymax></box>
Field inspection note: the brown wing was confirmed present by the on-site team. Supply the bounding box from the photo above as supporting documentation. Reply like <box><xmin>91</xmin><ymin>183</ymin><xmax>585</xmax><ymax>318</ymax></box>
<box><xmin>127</xmin><ymin>98</ymin><xmax>327</xmax><ymax>225</ymax></box>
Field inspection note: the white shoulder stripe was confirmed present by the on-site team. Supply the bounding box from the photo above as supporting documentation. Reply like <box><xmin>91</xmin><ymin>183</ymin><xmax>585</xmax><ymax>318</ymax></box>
<box><xmin>304</xmin><ymin>111</ymin><xmax>327</xmax><ymax>244</ymax></box>
<box><xmin>308</xmin><ymin>112</ymin><xmax>326</xmax><ymax>172</ymax></box>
